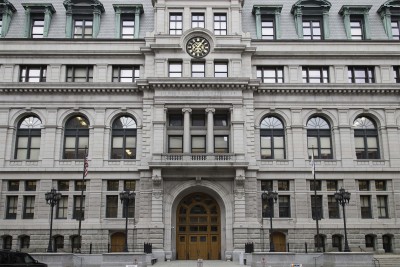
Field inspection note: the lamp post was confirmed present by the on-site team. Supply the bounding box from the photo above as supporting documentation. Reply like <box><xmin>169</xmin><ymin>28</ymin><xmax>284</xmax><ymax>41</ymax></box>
<box><xmin>45</xmin><ymin>188</ymin><xmax>62</xmax><ymax>252</ymax></box>
<box><xmin>262</xmin><ymin>189</ymin><xmax>278</xmax><ymax>252</ymax></box>
<box><xmin>120</xmin><ymin>190</ymin><xmax>135</xmax><ymax>252</ymax></box>
<box><xmin>334</xmin><ymin>187</ymin><xmax>351</xmax><ymax>252</ymax></box>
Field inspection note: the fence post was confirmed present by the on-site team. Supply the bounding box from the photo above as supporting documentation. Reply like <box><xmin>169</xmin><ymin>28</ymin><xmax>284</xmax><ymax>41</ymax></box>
<box><xmin>305</xmin><ymin>242</ymin><xmax>308</xmax><ymax>254</ymax></box>
<box><xmin>287</xmin><ymin>243</ymin><xmax>290</xmax><ymax>252</ymax></box>
<box><xmin>89</xmin><ymin>243</ymin><xmax>92</xmax><ymax>254</ymax></box>
<box><xmin>107</xmin><ymin>243</ymin><xmax>110</xmax><ymax>253</ymax></box>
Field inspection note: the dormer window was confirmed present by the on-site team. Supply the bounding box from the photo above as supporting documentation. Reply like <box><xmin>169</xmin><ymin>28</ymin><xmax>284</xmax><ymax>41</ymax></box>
<box><xmin>339</xmin><ymin>5</ymin><xmax>372</xmax><ymax>40</ymax></box>
<box><xmin>113</xmin><ymin>4</ymin><xmax>143</xmax><ymax>39</ymax></box>
<box><xmin>252</xmin><ymin>5</ymin><xmax>283</xmax><ymax>40</ymax></box>
<box><xmin>0</xmin><ymin>0</ymin><xmax>16</xmax><ymax>37</ymax></box>
<box><xmin>22</xmin><ymin>4</ymin><xmax>56</xmax><ymax>38</ymax></box>
<box><xmin>378</xmin><ymin>0</ymin><xmax>400</xmax><ymax>40</ymax></box>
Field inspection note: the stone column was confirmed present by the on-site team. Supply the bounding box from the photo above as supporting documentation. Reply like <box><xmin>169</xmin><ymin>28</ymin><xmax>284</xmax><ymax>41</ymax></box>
<box><xmin>182</xmin><ymin>108</ymin><xmax>192</xmax><ymax>153</ymax></box>
<box><xmin>206</xmin><ymin>108</ymin><xmax>215</xmax><ymax>153</ymax></box>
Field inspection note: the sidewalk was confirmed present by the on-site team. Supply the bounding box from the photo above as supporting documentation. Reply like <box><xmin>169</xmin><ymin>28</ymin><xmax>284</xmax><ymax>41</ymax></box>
<box><xmin>154</xmin><ymin>260</ymin><xmax>241</xmax><ymax>267</ymax></box>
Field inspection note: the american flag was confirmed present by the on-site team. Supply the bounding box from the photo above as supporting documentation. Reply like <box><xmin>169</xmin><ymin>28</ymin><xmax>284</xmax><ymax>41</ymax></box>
<box><xmin>84</xmin><ymin>155</ymin><xmax>89</xmax><ymax>177</ymax></box>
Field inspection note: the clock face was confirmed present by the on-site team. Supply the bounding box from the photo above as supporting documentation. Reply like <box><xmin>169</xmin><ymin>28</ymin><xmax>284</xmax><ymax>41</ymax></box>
<box><xmin>186</xmin><ymin>37</ymin><xmax>210</xmax><ymax>58</ymax></box>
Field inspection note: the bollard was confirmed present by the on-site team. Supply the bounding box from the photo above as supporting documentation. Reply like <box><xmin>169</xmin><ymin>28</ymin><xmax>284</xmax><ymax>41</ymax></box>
<box><xmin>197</xmin><ymin>259</ymin><xmax>203</xmax><ymax>267</ymax></box>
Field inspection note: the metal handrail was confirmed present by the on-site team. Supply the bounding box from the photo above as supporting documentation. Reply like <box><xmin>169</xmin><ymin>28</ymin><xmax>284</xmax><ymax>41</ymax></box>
<box><xmin>372</xmin><ymin>258</ymin><xmax>380</xmax><ymax>267</ymax></box>
<box><xmin>313</xmin><ymin>253</ymin><xmax>324</xmax><ymax>267</ymax></box>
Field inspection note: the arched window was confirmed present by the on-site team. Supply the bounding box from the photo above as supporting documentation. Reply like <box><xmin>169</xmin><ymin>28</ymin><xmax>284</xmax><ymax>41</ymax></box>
<box><xmin>70</xmin><ymin>235</ymin><xmax>81</xmax><ymax>253</ymax></box>
<box><xmin>314</xmin><ymin>234</ymin><xmax>325</xmax><ymax>252</ymax></box>
<box><xmin>2</xmin><ymin>235</ymin><xmax>12</xmax><ymax>250</ymax></box>
<box><xmin>20</xmin><ymin>235</ymin><xmax>30</xmax><ymax>249</ymax></box>
<box><xmin>332</xmin><ymin>234</ymin><xmax>342</xmax><ymax>252</ymax></box>
<box><xmin>260</xmin><ymin>116</ymin><xmax>285</xmax><ymax>159</ymax></box>
<box><xmin>365</xmin><ymin>234</ymin><xmax>376</xmax><ymax>250</ymax></box>
<box><xmin>54</xmin><ymin>235</ymin><xmax>64</xmax><ymax>252</ymax></box>
<box><xmin>111</xmin><ymin>116</ymin><xmax>137</xmax><ymax>159</ymax></box>
<box><xmin>353</xmin><ymin>116</ymin><xmax>379</xmax><ymax>159</ymax></box>
<box><xmin>63</xmin><ymin>116</ymin><xmax>89</xmax><ymax>159</ymax></box>
<box><xmin>307</xmin><ymin>116</ymin><xmax>332</xmax><ymax>159</ymax></box>
<box><xmin>15</xmin><ymin>116</ymin><xmax>41</xmax><ymax>160</ymax></box>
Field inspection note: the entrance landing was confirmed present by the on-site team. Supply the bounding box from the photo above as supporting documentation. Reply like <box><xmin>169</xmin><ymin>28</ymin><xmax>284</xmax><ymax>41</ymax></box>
<box><xmin>154</xmin><ymin>260</ymin><xmax>241</xmax><ymax>267</ymax></box>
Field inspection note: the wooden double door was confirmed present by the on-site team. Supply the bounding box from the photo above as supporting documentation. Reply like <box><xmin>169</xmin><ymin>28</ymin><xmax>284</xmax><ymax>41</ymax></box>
<box><xmin>176</xmin><ymin>193</ymin><xmax>221</xmax><ymax>260</ymax></box>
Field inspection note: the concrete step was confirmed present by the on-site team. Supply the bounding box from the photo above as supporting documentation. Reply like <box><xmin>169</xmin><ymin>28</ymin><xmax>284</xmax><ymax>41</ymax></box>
<box><xmin>373</xmin><ymin>254</ymin><xmax>400</xmax><ymax>267</ymax></box>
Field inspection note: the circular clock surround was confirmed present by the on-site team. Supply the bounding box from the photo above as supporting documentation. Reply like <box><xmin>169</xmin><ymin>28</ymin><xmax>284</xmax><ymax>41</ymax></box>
<box><xmin>186</xmin><ymin>36</ymin><xmax>210</xmax><ymax>58</ymax></box>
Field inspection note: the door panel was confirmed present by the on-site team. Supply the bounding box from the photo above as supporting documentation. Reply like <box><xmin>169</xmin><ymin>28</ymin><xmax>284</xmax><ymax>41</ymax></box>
<box><xmin>110</xmin><ymin>232</ymin><xmax>125</xmax><ymax>252</ymax></box>
<box><xmin>210</xmin><ymin>235</ymin><xmax>220</xmax><ymax>259</ymax></box>
<box><xmin>189</xmin><ymin>236</ymin><xmax>198</xmax><ymax>259</ymax></box>
<box><xmin>272</xmin><ymin>232</ymin><xmax>286</xmax><ymax>252</ymax></box>
<box><xmin>177</xmin><ymin>235</ymin><xmax>187</xmax><ymax>260</ymax></box>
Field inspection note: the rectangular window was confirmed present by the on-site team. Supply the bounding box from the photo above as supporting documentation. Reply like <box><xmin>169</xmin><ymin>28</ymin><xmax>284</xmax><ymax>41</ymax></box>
<box><xmin>121</xmin><ymin>17</ymin><xmax>134</xmax><ymax>39</ymax></box>
<box><xmin>261</xmin><ymin>17</ymin><xmax>275</xmax><ymax>40</ymax></box>
<box><xmin>122</xmin><ymin>198</ymin><xmax>135</xmax><ymax>218</ymax></box>
<box><xmin>25</xmin><ymin>181</ymin><xmax>36</xmax><ymax>191</ymax></box>
<box><xmin>348</xmin><ymin>66</ymin><xmax>375</xmax><ymax>83</ymax></box>
<box><xmin>56</xmin><ymin>196</ymin><xmax>68</xmax><ymax>219</ymax></box>
<box><xmin>359</xmin><ymin>180</ymin><xmax>370</xmax><ymax>191</ymax></box>
<box><xmin>310</xmin><ymin>180</ymin><xmax>321</xmax><ymax>191</ymax></box>
<box><xmin>169</xmin><ymin>62</ymin><xmax>182</xmax><ymax>77</ymax></box>
<box><xmin>360</xmin><ymin>195</ymin><xmax>372</xmax><ymax>218</ymax></box>
<box><xmin>192</xmin><ymin>62</ymin><xmax>205</xmax><ymax>77</ymax></box>
<box><xmin>169</xmin><ymin>114</ymin><xmax>183</xmax><ymax>126</ymax></box>
<box><xmin>73</xmin><ymin>196</ymin><xmax>85</xmax><ymax>220</ymax></box>
<box><xmin>169</xmin><ymin>13</ymin><xmax>182</xmax><ymax>35</ymax></box>
<box><xmin>327</xmin><ymin>180</ymin><xmax>338</xmax><ymax>191</ymax></box>
<box><xmin>394</xmin><ymin>66</ymin><xmax>400</xmax><ymax>83</ymax></box>
<box><xmin>192</xmin><ymin>13</ymin><xmax>205</xmax><ymax>28</ymax></box>
<box><xmin>303</xmin><ymin>19</ymin><xmax>322</xmax><ymax>40</ymax></box>
<box><xmin>278</xmin><ymin>180</ymin><xmax>289</xmax><ymax>191</ymax></box>
<box><xmin>107</xmin><ymin>180</ymin><xmax>119</xmax><ymax>191</ymax></box>
<box><xmin>169</xmin><ymin>136</ymin><xmax>183</xmax><ymax>153</ymax></box>
<box><xmin>279</xmin><ymin>196</ymin><xmax>290</xmax><ymax>218</ymax></box>
<box><xmin>20</xmin><ymin>66</ymin><xmax>47</xmax><ymax>82</ymax></box>
<box><xmin>375</xmin><ymin>180</ymin><xmax>387</xmax><ymax>191</ymax></box>
<box><xmin>192</xmin><ymin>114</ymin><xmax>205</xmax><ymax>126</ymax></box>
<box><xmin>214</xmin><ymin>62</ymin><xmax>228</xmax><ymax>77</ymax></box>
<box><xmin>6</xmin><ymin>196</ymin><xmax>18</xmax><ymax>219</ymax></box>
<box><xmin>75</xmin><ymin>180</ymin><xmax>87</xmax><ymax>191</ymax></box>
<box><xmin>214</xmin><ymin>13</ymin><xmax>227</xmax><ymax>35</ymax></box>
<box><xmin>302</xmin><ymin>66</ymin><xmax>329</xmax><ymax>83</ymax></box>
<box><xmin>214</xmin><ymin>114</ymin><xmax>228</xmax><ymax>127</ymax></box>
<box><xmin>58</xmin><ymin>180</ymin><xmax>69</xmax><ymax>191</ymax></box>
<box><xmin>66</xmin><ymin>66</ymin><xmax>93</xmax><ymax>82</ymax></box>
<box><xmin>8</xmin><ymin>181</ymin><xmax>20</xmax><ymax>191</ymax></box>
<box><xmin>214</xmin><ymin>136</ymin><xmax>229</xmax><ymax>153</ymax></box>
<box><xmin>74</xmin><ymin>19</ymin><xmax>93</xmax><ymax>38</ymax></box>
<box><xmin>124</xmin><ymin>180</ymin><xmax>136</xmax><ymax>191</ymax></box>
<box><xmin>23</xmin><ymin>196</ymin><xmax>35</xmax><ymax>219</ymax></box>
<box><xmin>311</xmin><ymin>195</ymin><xmax>323</xmax><ymax>220</ymax></box>
<box><xmin>191</xmin><ymin>136</ymin><xmax>206</xmax><ymax>153</ymax></box>
<box><xmin>328</xmin><ymin>195</ymin><xmax>340</xmax><ymax>218</ymax></box>
<box><xmin>261</xmin><ymin>180</ymin><xmax>273</xmax><ymax>191</ymax></box>
<box><xmin>257</xmin><ymin>67</ymin><xmax>284</xmax><ymax>83</ymax></box>
<box><xmin>106</xmin><ymin>196</ymin><xmax>118</xmax><ymax>218</ymax></box>
<box><xmin>392</xmin><ymin>20</ymin><xmax>400</xmax><ymax>40</ymax></box>
<box><xmin>112</xmin><ymin>66</ymin><xmax>139</xmax><ymax>82</ymax></box>
<box><xmin>350</xmin><ymin>19</ymin><xmax>364</xmax><ymax>40</ymax></box>
<box><xmin>31</xmin><ymin>19</ymin><xmax>45</xmax><ymax>38</ymax></box>
<box><xmin>262</xmin><ymin>197</ymin><xmax>274</xmax><ymax>218</ymax></box>
<box><xmin>377</xmin><ymin>195</ymin><xmax>388</xmax><ymax>218</ymax></box>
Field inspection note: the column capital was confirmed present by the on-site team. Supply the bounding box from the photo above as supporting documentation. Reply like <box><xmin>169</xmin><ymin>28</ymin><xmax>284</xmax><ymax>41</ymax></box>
<box><xmin>205</xmin><ymin>108</ymin><xmax>215</xmax><ymax>114</ymax></box>
<box><xmin>182</xmin><ymin>108</ymin><xmax>192</xmax><ymax>114</ymax></box>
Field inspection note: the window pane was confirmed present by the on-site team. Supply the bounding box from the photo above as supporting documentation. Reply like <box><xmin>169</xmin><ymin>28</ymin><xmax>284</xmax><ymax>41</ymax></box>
<box><xmin>113</xmin><ymin>137</ymin><xmax>123</xmax><ymax>148</ymax></box>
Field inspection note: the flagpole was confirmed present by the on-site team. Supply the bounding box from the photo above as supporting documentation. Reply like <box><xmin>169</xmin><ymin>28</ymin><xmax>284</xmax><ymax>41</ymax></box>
<box><xmin>77</xmin><ymin>147</ymin><xmax>88</xmax><ymax>253</ymax></box>
<box><xmin>312</xmin><ymin>147</ymin><xmax>321</xmax><ymax>252</ymax></box>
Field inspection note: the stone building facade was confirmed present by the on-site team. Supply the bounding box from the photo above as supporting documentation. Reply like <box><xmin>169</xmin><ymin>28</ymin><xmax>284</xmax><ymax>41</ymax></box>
<box><xmin>0</xmin><ymin>0</ymin><xmax>400</xmax><ymax>262</ymax></box>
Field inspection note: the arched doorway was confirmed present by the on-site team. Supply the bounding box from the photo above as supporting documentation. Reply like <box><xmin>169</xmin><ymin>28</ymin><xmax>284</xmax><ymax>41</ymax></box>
<box><xmin>110</xmin><ymin>232</ymin><xmax>125</xmax><ymax>252</ymax></box>
<box><xmin>383</xmin><ymin>235</ymin><xmax>393</xmax><ymax>253</ymax></box>
<box><xmin>176</xmin><ymin>192</ymin><xmax>220</xmax><ymax>260</ymax></box>
<box><xmin>271</xmin><ymin>232</ymin><xmax>286</xmax><ymax>252</ymax></box>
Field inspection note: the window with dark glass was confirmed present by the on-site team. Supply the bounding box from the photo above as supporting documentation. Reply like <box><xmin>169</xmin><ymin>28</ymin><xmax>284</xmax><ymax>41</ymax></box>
<box><xmin>192</xmin><ymin>13</ymin><xmax>205</xmax><ymax>28</ymax></box>
<box><xmin>310</xmin><ymin>180</ymin><xmax>322</xmax><ymax>191</ymax></box>
<box><xmin>192</xmin><ymin>114</ymin><xmax>205</xmax><ymax>126</ymax></box>
<box><xmin>311</xmin><ymin>195</ymin><xmax>323</xmax><ymax>220</ymax></box>
<box><xmin>124</xmin><ymin>180</ymin><xmax>136</xmax><ymax>191</ymax></box>
<box><xmin>169</xmin><ymin>62</ymin><xmax>182</xmax><ymax>77</ymax></box>
<box><xmin>20</xmin><ymin>66</ymin><xmax>47</xmax><ymax>82</ymax></box>
<box><xmin>278</xmin><ymin>180</ymin><xmax>289</xmax><ymax>191</ymax></box>
<box><xmin>25</xmin><ymin>180</ymin><xmax>36</xmax><ymax>191</ymax></box>
<box><xmin>111</xmin><ymin>116</ymin><xmax>137</xmax><ymax>159</ymax></box>
<box><xmin>260</xmin><ymin>116</ymin><xmax>285</xmax><ymax>159</ymax></box>
<box><xmin>327</xmin><ymin>180</ymin><xmax>337</xmax><ymax>191</ymax></box>
<box><xmin>191</xmin><ymin>136</ymin><xmax>206</xmax><ymax>153</ymax></box>
<box><xmin>8</xmin><ymin>181</ymin><xmax>19</xmax><ymax>191</ymax></box>
<box><xmin>169</xmin><ymin>114</ymin><xmax>183</xmax><ymax>127</ymax></box>
<box><xmin>56</xmin><ymin>196</ymin><xmax>68</xmax><ymax>219</ymax></box>
<box><xmin>6</xmin><ymin>196</ymin><xmax>18</xmax><ymax>219</ymax></box>
<box><xmin>192</xmin><ymin>62</ymin><xmax>205</xmax><ymax>77</ymax></box>
<box><xmin>169</xmin><ymin>13</ymin><xmax>182</xmax><ymax>35</ymax></box>
<box><xmin>214</xmin><ymin>13</ymin><xmax>227</xmax><ymax>35</ymax></box>
<box><xmin>75</xmin><ymin>180</ymin><xmax>86</xmax><ymax>191</ymax></box>
<box><xmin>353</xmin><ymin>117</ymin><xmax>379</xmax><ymax>159</ymax></box>
<box><xmin>74</xmin><ymin>19</ymin><xmax>92</xmax><ymax>38</ymax></box>
<box><xmin>106</xmin><ymin>196</ymin><xmax>118</xmax><ymax>218</ymax></box>
<box><xmin>112</xmin><ymin>66</ymin><xmax>139</xmax><ymax>82</ymax></box>
<box><xmin>279</xmin><ymin>196</ymin><xmax>290</xmax><ymax>217</ymax></box>
<box><xmin>348</xmin><ymin>66</ymin><xmax>375</xmax><ymax>83</ymax></box>
<box><xmin>54</xmin><ymin>236</ymin><xmax>64</xmax><ymax>250</ymax></box>
<box><xmin>23</xmin><ymin>196</ymin><xmax>35</xmax><ymax>219</ymax></box>
<box><xmin>30</xmin><ymin>18</ymin><xmax>45</xmax><ymax>38</ymax></box>
<box><xmin>58</xmin><ymin>180</ymin><xmax>69</xmax><ymax>191</ymax></box>
<box><xmin>332</xmin><ymin>235</ymin><xmax>342</xmax><ymax>252</ymax></box>
<box><xmin>257</xmin><ymin>67</ymin><xmax>283</xmax><ymax>83</ymax></box>
<box><xmin>392</xmin><ymin>20</ymin><xmax>400</xmax><ymax>40</ymax></box>
<box><xmin>394</xmin><ymin>66</ymin><xmax>400</xmax><ymax>83</ymax></box>
<box><xmin>377</xmin><ymin>195</ymin><xmax>388</xmax><ymax>218</ymax></box>
<box><xmin>107</xmin><ymin>180</ymin><xmax>119</xmax><ymax>191</ymax></box>
<box><xmin>169</xmin><ymin>136</ymin><xmax>183</xmax><ymax>153</ymax></box>
<box><xmin>365</xmin><ymin>235</ymin><xmax>375</xmax><ymax>248</ymax></box>
<box><xmin>15</xmin><ymin>116</ymin><xmax>41</xmax><ymax>160</ymax></box>
<box><xmin>307</xmin><ymin>117</ymin><xmax>332</xmax><ymax>159</ymax></box>
<box><xmin>376</xmin><ymin>180</ymin><xmax>387</xmax><ymax>191</ymax></box>
<box><xmin>303</xmin><ymin>19</ymin><xmax>322</xmax><ymax>40</ymax></box>
<box><xmin>328</xmin><ymin>195</ymin><xmax>339</xmax><ymax>218</ymax></box>
<box><xmin>361</xmin><ymin>195</ymin><xmax>372</xmax><ymax>218</ymax></box>
<box><xmin>121</xmin><ymin>17</ymin><xmax>134</xmax><ymax>39</ymax></box>
<box><xmin>73</xmin><ymin>196</ymin><xmax>85</xmax><ymax>220</ymax></box>
<box><xmin>214</xmin><ymin>62</ymin><xmax>228</xmax><ymax>77</ymax></box>
<box><xmin>20</xmin><ymin>236</ymin><xmax>30</xmax><ymax>249</ymax></box>
<box><xmin>262</xmin><ymin>195</ymin><xmax>274</xmax><ymax>218</ymax></box>
<box><xmin>350</xmin><ymin>19</ymin><xmax>363</xmax><ymax>40</ymax></box>
<box><xmin>358</xmin><ymin>180</ymin><xmax>370</xmax><ymax>191</ymax></box>
<box><xmin>214</xmin><ymin>136</ymin><xmax>229</xmax><ymax>153</ymax></box>
<box><xmin>2</xmin><ymin>236</ymin><xmax>12</xmax><ymax>250</ymax></box>
<box><xmin>261</xmin><ymin>180</ymin><xmax>273</xmax><ymax>191</ymax></box>
<box><xmin>66</xmin><ymin>66</ymin><xmax>93</xmax><ymax>82</ymax></box>
<box><xmin>214</xmin><ymin>114</ymin><xmax>228</xmax><ymax>127</ymax></box>
<box><xmin>63</xmin><ymin>116</ymin><xmax>89</xmax><ymax>159</ymax></box>
<box><xmin>302</xmin><ymin>66</ymin><xmax>329</xmax><ymax>83</ymax></box>
<box><xmin>261</xmin><ymin>17</ymin><xmax>275</xmax><ymax>39</ymax></box>
<box><xmin>122</xmin><ymin>198</ymin><xmax>135</xmax><ymax>218</ymax></box>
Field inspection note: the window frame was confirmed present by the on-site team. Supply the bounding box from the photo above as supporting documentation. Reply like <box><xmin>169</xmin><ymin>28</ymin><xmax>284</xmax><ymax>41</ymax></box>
<box><xmin>278</xmin><ymin>195</ymin><xmax>290</xmax><ymax>218</ymax></box>
<box><xmin>302</xmin><ymin>66</ymin><xmax>329</xmax><ymax>83</ymax></box>
<box><xmin>56</xmin><ymin>196</ymin><xmax>68</xmax><ymax>219</ymax></box>
<box><xmin>111</xmin><ymin>116</ymin><xmax>137</xmax><ymax>160</ymax></box>
<box><xmin>75</xmin><ymin>180</ymin><xmax>87</xmax><ymax>191</ymax></box>
<box><xmin>349</xmin><ymin>18</ymin><xmax>364</xmax><ymax>40</ymax></box>
<box><xmin>73</xmin><ymin>195</ymin><xmax>85</xmax><ymax>220</ymax></box>
<box><xmin>73</xmin><ymin>18</ymin><xmax>93</xmax><ymax>39</ymax></box>
<box><xmin>260</xmin><ymin>116</ymin><xmax>286</xmax><ymax>159</ymax></box>
<box><xmin>327</xmin><ymin>180</ymin><xmax>338</xmax><ymax>191</ymax></box>
<box><xmin>311</xmin><ymin>195</ymin><xmax>323</xmax><ymax>220</ymax></box>
<box><xmin>169</xmin><ymin>61</ymin><xmax>182</xmax><ymax>77</ymax></box>
<box><xmin>257</xmin><ymin>66</ymin><xmax>284</xmax><ymax>83</ymax></box>
<box><xmin>392</xmin><ymin>19</ymin><xmax>400</xmax><ymax>40</ymax></box>
<box><xmin>23</xmin><ymin>196</ymin><xmax>35</xmax><ymax>219</ymax></box>
<box><xmin>307</xmin><ymin>117</ymin><xmax>333</xmax><ymax>159</ymax></box>
<box><xmin>353</xmin><ymin>117</ymin><xmax>380</xmax><ymax>160</ymax></box>
<box><xmin>214</xmin><ymin>62</ymin><xmax>228</xmax><ymax>77</ymax></box>
<box><xmin>8</xmin><ymin>181</ymin><xmax>19</xmax><ymax>191</ymax></box>
<box><xmin>278</xmin><ymin>180</ymin><xmax>289</xmax><ymax>191</ymax></box>
<box><xmin>169</xmin><ymin>12</ymin><xmax>183</xmax><ymax>35</ymax></box>
<box><xmin>15</xmin><ymin>116</ymin><xmax>42</xmax><ymax>160</ymax></box>
<box><xmin>192</xmin><ymin>12</ymin><xmax>205</xmax><ymax>28</ymax></box>
<box><xmin>121</xmin><ymin>16</ymin><xmax>134</xmax><ymax>39</ymax></box>
<box><xmin>377</xmin><ymin>195</ymin><xmax>388</xmax><ymax>218</ymax></box>
<box><xmin>66</xmin><ymin>65</ymin><xmax>94</xmax><ymax>82</ymax></box>
<box><xmin>191</xmin><ymin>135</ymin><xmax>206</xmax><ymax>153</ymax></box>
<box><xmin>360</xmin><ymin>195</ymin><xmax>372</xmax><ymax>219</ymax></box>
<box><xmin>6</xmin><ymin>196</ymin><xmax>18</xmax><ymax>219</ymax></box>
<box><xmin>19</xmin><ymin>65</ymin><xmax>47</xmax><ymax>82</ymax></box>
<box><xmin>358</xmin><ymin>180</ymin><xmax>370</xmax><ymax>191</ymax></box>
<box><xmin>112</xmin><ymin>65</ymin><xmax>140</xmax><ymax>83</ymax></box>
<box><xmin>214</xmin><ymin>13</ymin><xmax>227</xmax><ymax>35</ymax></box>
<box><xmin>106</xmin><ymin>195</ymin><xmax>118</xmax><ymax>218</ymax></box>
<box><xmin>58</xmin><ymin>180</ymin><xmax>70</xmax><ymax>191</ymax></box>
<box><xmin>261</xmin><ymin>17</ymin><xmax>275</xmax><ymax>40</ymax></box>
<box><xmin>63</xmin><ymin>116</ymin><xmax>90</xmax><ymax>159</ymax></box>
<box><xmin>31</xmin><ymin>17</ymin><xmax>45</xmax><ymax>38</ymax></box>
<box><xmin>375</xmin><ymin>180</ymin><xmax>387</xmax><ymax>191</ymax></box>
<box><xmin>394</xmin><ymin>66</ymin><xmax>400</xmax><ymax>83</ymax></box>
<box><xmin>191</xmin><ymin>61</ymin><xmax>205</xmax><ymax>78</ymax></box>
<box><xmin>214</xmin><ymin>135</ymin><xmax>229</xmax><ymax>153</ymax></box>
<box><xmin>25</xmin><ymin>180</ymin><xmax>37</xmax><ymax>191</ymax></box>
<box><xmin>168</xmin><ymin>135</ymin><xmax>183</xmax><ymax>153</ymax></box>
<box><xmin>302</xmin><ymin>17</ymin><xmax>323</xmax><ymax>40</ymax></box>
<box><xmin>328</xmin><ymin>195</ymin><xmax>340</xmax><ymax>219</ymax></box>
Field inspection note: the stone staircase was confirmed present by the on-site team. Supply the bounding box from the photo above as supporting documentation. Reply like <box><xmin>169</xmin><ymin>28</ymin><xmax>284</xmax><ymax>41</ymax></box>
<box><xmin>373</xmin><ymin>254</ymin><xmax>400</xmax><ymax>267</ymax></box>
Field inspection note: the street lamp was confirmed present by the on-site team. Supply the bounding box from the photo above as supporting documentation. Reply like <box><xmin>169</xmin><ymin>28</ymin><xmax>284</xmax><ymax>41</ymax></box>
<box><xmin>45</xmin><ymin>188</ymin><xmax>62</xmax><ymax>252</ymax></box>
<box><xmin>334</xmin><ymin>187</ymin><xmax>351</xmax><ymax>252</ymax></box>
<box><xmin>120</xmin><ymin>190</ymin><xmax>135</xmax><ymax>252</ymax></box>
<box><xmin>262</xmin><ymin>189</ymin><xmax>278</xmax><ymax>252</ymax></box>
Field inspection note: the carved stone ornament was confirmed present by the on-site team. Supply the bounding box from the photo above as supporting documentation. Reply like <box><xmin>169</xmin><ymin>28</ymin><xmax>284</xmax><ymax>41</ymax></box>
<box><xmin>152</xmin><ymin>175</ymin><xmax>162</xmax><ymax>187</ymax></box>
<box><xmin>153</xmin><ymin>190</ymin><xmax>162</xmax><ymax>199</ymax></box>
<box><xmin>235</xmin><ymin>190</ymin><xmax>245</xmax><ymax>199</ymax></box>
<box><xmin>235</xmin><ymin>175</ymin><xmax>245</xmax><ymax>187</ymax></box>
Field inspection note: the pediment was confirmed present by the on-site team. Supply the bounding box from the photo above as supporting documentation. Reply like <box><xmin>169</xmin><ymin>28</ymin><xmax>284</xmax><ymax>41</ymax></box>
<box><xmin>63</xmin><ymin>0</ymin><xmax>104</xmax><ymax>12</ymax></box>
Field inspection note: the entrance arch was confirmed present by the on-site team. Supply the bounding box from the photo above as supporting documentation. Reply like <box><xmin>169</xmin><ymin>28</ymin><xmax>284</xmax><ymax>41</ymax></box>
<box><xmin>176</xmin><ymin>192</ymin><xmax>221</xmax><ymax>260</ymax></box>
<box><xmin>110</xmin><ymin>232</ymin><xmax>125</xmax><ymax>252</ymax></box>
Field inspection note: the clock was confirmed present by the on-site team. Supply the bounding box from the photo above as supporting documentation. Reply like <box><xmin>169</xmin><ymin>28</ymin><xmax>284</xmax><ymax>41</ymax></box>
<box><xmin>186</xmin><ymin>36</ymin><xmax>210</xmax><ymax>58</ymax></box>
